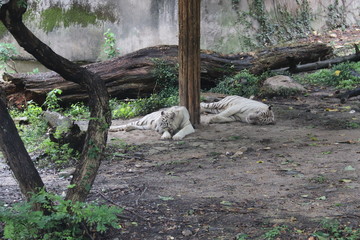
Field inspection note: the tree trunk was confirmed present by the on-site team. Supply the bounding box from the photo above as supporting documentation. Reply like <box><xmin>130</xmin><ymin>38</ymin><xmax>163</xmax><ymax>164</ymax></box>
<box><xmin>178</xmin><ymin>0</ymin><xmax>201</xmax><ymax>125</ymax></box>
<box><xmin>0</xmin><ymin>88</ymin><xmax>45</xmax><ymax>200</ymax></box>
<box><xmin>1</xmin><ymin>44</ymin><xmax>332</xmax><ymax>106</ymax></box>
<box><xmin>0</xmin><ymin>0</ymin><xmax>111</xmax><ymax>202</ymax></box>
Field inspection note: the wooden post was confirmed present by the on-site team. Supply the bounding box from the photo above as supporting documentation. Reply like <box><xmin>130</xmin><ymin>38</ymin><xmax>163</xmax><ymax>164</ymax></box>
<box><xmin>178</xmin><ymin>0</ymin><xmax>201</xmax><ymax>125</ymax></box>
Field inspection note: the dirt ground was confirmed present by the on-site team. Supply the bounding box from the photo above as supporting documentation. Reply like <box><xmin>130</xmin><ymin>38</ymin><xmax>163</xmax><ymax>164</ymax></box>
<box><xmin>1</xmin><ymin>28</ymin><xmax>360</xmax><ymax>239</ymax></box>
<box><xmin>1</xmin><ymin>86</ymin><xmax>360</xmax><ymax>239</ymax></box>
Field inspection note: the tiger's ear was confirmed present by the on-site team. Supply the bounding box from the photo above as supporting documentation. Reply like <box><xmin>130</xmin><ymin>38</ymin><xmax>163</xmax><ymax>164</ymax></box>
<box><xmin>169</xmin><ymin>112</ymin><xmax>176</xmax><ymax>119</ymax></box>
<box><xmin>268</xmin><ymin>105</ymin><xmax>272</xmax><ymax>110</ymax></box>
<box><xmin>161</xmin><ymin>111</ymin><xmax>165</xmax><ymax>116</ymax></box>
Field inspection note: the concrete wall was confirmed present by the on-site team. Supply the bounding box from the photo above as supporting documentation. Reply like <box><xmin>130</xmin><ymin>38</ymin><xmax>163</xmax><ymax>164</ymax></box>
<box><xmin>1</xmin><ymin>0</ymin><xmax>359</xmax><ymax>61</ymax></box>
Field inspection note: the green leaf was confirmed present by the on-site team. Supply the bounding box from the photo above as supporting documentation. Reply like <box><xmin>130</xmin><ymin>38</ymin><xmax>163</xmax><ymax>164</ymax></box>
<box><xmin>344</xmin><ymin>165</ymin><xmax>356</xmax><ymax>171</ymax></box>
<box><xmin>158</xmin><ymin>195</ymin><xmax>174</xmax><ymax>201</ymax></box>
<box><xmin>67</xmin><ymin>184</ymin><xmax>76</xmax><ymax>189</ymax></box>
<box><xmin>220</xmin><ymin>200</ymin><xmax>233</xmax><ymax>206</ymax></box>
<box><xmin>340</xmin><ymin>179</ymin><xmax>352</xmax><ymax>183</ymax></box>
<box><xmin>317</xmin><ymin>196</ymin><xmax>326</xmax><ymax>200</ymax></box>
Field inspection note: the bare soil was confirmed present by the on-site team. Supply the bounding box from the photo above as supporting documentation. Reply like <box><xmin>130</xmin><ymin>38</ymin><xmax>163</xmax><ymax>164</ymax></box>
<box><xmin>1</xmin><ymin>28</ymin><xmax>360</xmax><ymax>239</ymax></box>
<box><xmin>1</xmin><ymin>87</ymin><xmax>360</xmax><ymax>239</ymax></box>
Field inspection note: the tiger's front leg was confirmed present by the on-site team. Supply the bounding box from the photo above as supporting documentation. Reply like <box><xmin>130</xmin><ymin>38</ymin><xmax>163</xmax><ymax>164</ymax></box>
<box><xmin>172</xmin><ymin>124</ymin><xmax>195</xmax><ymax>140</ymax></box>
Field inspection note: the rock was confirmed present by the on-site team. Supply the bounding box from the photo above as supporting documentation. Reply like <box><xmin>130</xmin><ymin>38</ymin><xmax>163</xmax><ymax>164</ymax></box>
<box><xmin>233</xmin><ymin>147</ymin><xmax>248</xmax><ymax>157</ymax></box>
<box><xmin>13</xmin><ymin>116</ymin><xmax>29</xmax><ymax>124</ymax></box>
<box><xmin>262</xmin><ymin>75</ymin><xmax>306</xmax><ymax>97</ymax></box>
<box><xmin>43</xmin><ymin>111</ymin><xmax>86</xmax><ymax>152</ymax></box>
<box><xmin>58</xmin><ymin>167</ymin><xmax>76</xmax><ymax>178</ymax></box>
<box><xmin>43</xmin><ymin>111</ymin><xmax>72</xmax><ymax>132</ymax></box>
<box><xmin>182</xmin><ymin>229</ymin><xmax>192</xmax><ymax>237</ymax></box>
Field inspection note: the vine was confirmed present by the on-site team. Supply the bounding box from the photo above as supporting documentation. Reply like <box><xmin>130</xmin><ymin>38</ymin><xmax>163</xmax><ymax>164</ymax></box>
<box><xmin>231</xmin><ymin>0</ymin><xmax>313</xmax><ymax>49</ymax></box>
<box><xmin>326</xmin><ymin>0</ymin><xmax>347</xmax><ymax>30</ymax></box>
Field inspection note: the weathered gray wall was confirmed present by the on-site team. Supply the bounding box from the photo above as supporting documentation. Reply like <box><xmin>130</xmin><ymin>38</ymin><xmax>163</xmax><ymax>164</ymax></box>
<box><xmin>1</xmin><ymin>0</ymin><xmax>359</xmax><ymax>61</ymax></box>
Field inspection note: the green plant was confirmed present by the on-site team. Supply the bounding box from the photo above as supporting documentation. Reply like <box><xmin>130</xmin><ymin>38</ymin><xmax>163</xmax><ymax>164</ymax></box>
<box><xmin>10</xmin><ymin>92</ymin><xmax>82</xmax><ymax>168</ymax></box>
<box><xmin>109</xmin><ymin>58</ymin><xmax>180</xmax><ymax>120</ymax></box>
<box><xmin>151</xmin><ymin>58</ymin><xmax>179</xmax><ymax>98</ymax></box>
<box><xmin>0</xmin><ymin>190</ymin><xmax>122</xmax><ymax>240</ymax></box>
<box><xmin>111</xmin><ymin>94</ymin><xmax>178</xmax><ymax>119</ymax></box>
<box><xmin>135</xmin><ymin>94</ymin><xmax>178</xmax><ymax>116</ymax></box>
<box><xmin>110</xmin><ymin>99</ymin><xmax>138</xmax><ymax>119</ymax></box>
<box><xmin>64</xmin><ymin>102</ymin><xmax>90</xmax><ymax>121</ymax></box>
<box><xmin>261</xmin><ymin>225</ymin><xmax>288</xmax><ymax>240</ymax></box>
<box><xmin>103</xmin><ymin>29</ymin><xmax>120</xmax><ymax>59</ymax></box>
<box><xmin>312</xmin><ymin>219</ymin><xmax>360</xmax><ymax>240</ymax></box>
<box><xmin>209</xmin><ymin>69</ymin><xmax>264</xmax><ymax>97</ymax></box>
<box><xmin>235</xmin><ymin>233</ymin><xmax>249</xmax><ymax>240</ymax></box>
<box><xmin>297</xmin><ymin>62</ymin><xmax>360</xmax><ymax>90</ymax></box>
<box><xmin>346</xmin><ymin>122</ymin><xmax>360</xmax><ymax>129</ymax></box>
<box><xmin>310</xmin><ymin>175</ymin><xmax>328</xmax><ymax>184</ymax></box>
<box><xmin>43</xmin><ymin>89</ymin><xmax>63</xmax><ymax>111</ymax></box>
<box><xmin>10</xmin><ymin>101</ymin><xmax>48</xmax><ymax>153</ymax></box>
<box><xmin>28</xmin><ymin>67</ymin><xmax>40</xmax><ymax>74</ymax></box>
<box><xmin>0</xmin><ymin>42</ymin><xmax>18</xmax><ymax>73</ymax></box>
<box><xmin>38</xmin><ymin>139</ymin><xmax>79</xmax><ymax>168</ymax></box>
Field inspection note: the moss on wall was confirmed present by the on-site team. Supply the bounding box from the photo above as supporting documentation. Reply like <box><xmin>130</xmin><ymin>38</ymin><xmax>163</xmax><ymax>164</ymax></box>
<box><xmin>39</xmin><ymin>4</ymin><xmax>115</xmax><ymax>33</ymax></box>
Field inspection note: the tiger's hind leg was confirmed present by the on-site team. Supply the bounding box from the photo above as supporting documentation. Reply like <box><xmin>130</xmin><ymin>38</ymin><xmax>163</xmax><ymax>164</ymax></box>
<box><xmin>209</xmin><ymin>115</ymin><xmax>236</xmax><ymax>123</ymax></box>
<box><xmin>208</xmin><ymin>105</ymin><xmax>240</xmax><ymax>123</ymax></box>
<box><xmin>109</xmin><ymin>124</ymin><xmax>149</xmax><ymax>132</ymax></box>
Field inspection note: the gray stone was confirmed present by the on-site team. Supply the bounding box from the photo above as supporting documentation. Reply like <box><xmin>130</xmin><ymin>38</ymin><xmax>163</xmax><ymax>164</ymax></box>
<box><xmin>58</xmin><ymin>167</ymin><xmax>76</xmax><ymax>178</ymax></box>
<box><xmin>182</xmin><ymin>229</ymin><xmax>193</xmax><ymax>237</ymax></box>
<box><xmin>262</xmin><ymin>75</ymin><xmax>306</xmax><ymax>96</ymax></box>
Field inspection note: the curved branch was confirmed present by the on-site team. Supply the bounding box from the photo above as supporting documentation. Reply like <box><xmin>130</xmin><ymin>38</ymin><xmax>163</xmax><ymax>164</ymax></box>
<box><xmin>0</xmin><ymin>0</ymin><xmax>111</xmax><ymax>202</ymax></box>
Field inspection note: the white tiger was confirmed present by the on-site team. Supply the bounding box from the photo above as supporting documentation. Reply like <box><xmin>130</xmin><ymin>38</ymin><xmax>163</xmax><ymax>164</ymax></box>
<box><xmin>201</xmin><ymin>95</ymin><xmax>275</xmax><ymax>125</ymax></box>
<box><xmin>109</xmin><ymin>106</ymin><xmax>195</xmax><ymax>140</ymax></box>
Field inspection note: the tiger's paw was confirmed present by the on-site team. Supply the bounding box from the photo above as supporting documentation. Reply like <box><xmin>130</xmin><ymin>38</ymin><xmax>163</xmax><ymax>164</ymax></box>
<box><xmin>160</xmin><ymin>131</ymin><xmax>172</xmax><ymax>140</ymax></box>
<box><xmin>109</xmin><ymin>126</ymin><xmax>123</xmax><ymax>132</ymax></box>
<box><xmin>172</xmin><ymin>134</ymin><xmax>184</xmax><ymax>140</ymax></box>
<box><xmin>124</xmin><ymin>125</ymin><xmax>136</xmax><ymax>132</ymax></box>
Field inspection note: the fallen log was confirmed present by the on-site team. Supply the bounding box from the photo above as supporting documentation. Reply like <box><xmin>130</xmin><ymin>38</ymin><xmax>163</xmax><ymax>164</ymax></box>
<box><xmin>289</xmin><ymin>52</ymin><xmax>360</xmax><ymax>73</ymax></box>
<box><xmin>334</xmin><ymin>87</ymin><xmax>360</xmax><ymax>103</ymax></box>
<box><xmin>1</xmin><ymin>44</ymin><xmax>332</xmax><ymax>106</ymax></box>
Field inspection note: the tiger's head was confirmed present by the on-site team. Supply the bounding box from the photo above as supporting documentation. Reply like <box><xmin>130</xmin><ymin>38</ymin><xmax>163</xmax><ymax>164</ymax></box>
<box><xmin>247</xmin><ymin>106</ymin><xmax>275</xmax><ymax>125</ymax></box>
<box><xmin>155</xmin><ymin>110</ymin><xmax>177</xmax><ymax>135</ymax></box>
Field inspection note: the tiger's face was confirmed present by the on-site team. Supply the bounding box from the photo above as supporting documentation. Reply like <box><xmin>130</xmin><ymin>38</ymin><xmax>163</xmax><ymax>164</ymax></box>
<box><xmin>248</xmin><ymin>106</ymin><xmax>275</xmax><ymax>125</ymax></box>
<box><xmin>155</xmin><ymin>111</ymin><xmax>177</xmax><ymax>135</ymax></box>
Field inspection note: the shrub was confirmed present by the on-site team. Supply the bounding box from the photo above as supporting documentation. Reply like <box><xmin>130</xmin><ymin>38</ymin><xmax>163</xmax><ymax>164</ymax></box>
<box><xmin>0</xmin><ymin>190</ymin><xmax>122</xmax><ymax>240</ymax></box>
<box><xmin>0</xmin><ymin>42</ymin><xmax>17</xmax><ymax>73</ymax></box>
<box><xmin>111</xmin><ymin>94</ymin><xmax>178</xmax><ymax>119</ymax></box>
<box><xmin>43</xmin><ymin>89</ymin><xmax>63</xmax><ymax>111</ymax></box>
<box><xmin>10</xmin><ymin>90</ymin><xmax>80</xmax><ymax>168</ymax></box>
<box><xmin>151</xmin><ymin>58</ymin><xmax>179</xmax><ymax>97</ymax></box>
<box><xmin>210</xmin><ymin>70</ymin><xmax>273</xmax><ymax>97</ymax></box>
<box><xmin>297</xmin><ymin>61</ymin><xmax>360</xmax><ymax>90</ymax></box>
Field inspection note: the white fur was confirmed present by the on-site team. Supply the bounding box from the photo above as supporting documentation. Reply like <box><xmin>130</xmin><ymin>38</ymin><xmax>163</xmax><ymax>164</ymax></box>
<box><xmin>110</xmin><ymin>106</ymin><xmax>195</xmax><ymax>140</ymax></box>
<box><xmin>201</xmin><ymin>96</ymin><xmax>275</xmax><ymax>124</ymax></box>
